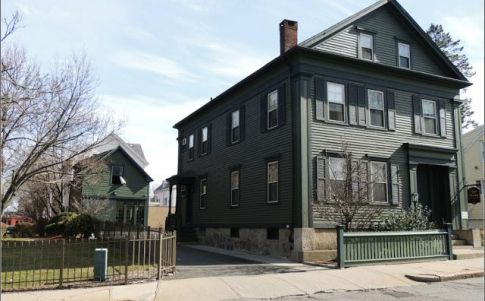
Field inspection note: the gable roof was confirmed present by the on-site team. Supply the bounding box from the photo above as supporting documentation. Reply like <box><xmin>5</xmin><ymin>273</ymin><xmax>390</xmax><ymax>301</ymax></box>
<box><xmin>300</xmin><ymin>0</ymin><xmax>467</xmax><ymax>81</ymax></box>
<box><xmin>94</xmin><ymin>134</ymin><xmax>149</xmax><ymax>168</ymax></box>
<box><xmin>98</xmin><ymin>145</ymin><xmax>154</xmax><ymax>182</ymax></box>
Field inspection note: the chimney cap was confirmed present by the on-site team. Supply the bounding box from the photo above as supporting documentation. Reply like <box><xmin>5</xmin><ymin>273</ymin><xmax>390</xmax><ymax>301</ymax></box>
<box><xmin>280</xmin><ymin>19</ymin><xmax>298</xmax><ymax>27</ymax></box>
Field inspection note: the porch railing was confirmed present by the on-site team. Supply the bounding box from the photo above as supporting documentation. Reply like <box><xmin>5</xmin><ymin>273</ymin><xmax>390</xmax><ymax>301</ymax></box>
<box><xmin>337</xmin><ymin>224</ymin><xmax>453</xmax><ymax>268</ymax></box>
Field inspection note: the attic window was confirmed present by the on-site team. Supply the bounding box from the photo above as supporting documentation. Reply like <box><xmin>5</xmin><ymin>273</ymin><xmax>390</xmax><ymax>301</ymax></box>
<box><xmin>398</xmin><ymin>42</ymin><xmax>410</xmax><ymax>69</ymax></box>
<box><xmin>359</xmin><ymin>33</ymin><xmax>374</xmax><ymax>61</ymax></box>
<box><xmin>111</xmin><ymin>165</ymin><xmax>126</xmax><ymax>185</ymax></box>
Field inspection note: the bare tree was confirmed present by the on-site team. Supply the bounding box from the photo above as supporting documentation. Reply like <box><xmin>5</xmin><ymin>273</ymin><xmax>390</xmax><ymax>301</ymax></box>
<box><xmin>1</xmin><ymin>13</ymin><xmax>119</xmax><ymax>212</ymax></box>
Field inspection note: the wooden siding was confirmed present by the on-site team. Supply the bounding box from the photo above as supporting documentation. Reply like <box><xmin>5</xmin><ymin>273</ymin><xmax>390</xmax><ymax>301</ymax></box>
<box><xmin>312</xmin><ymin>6</ymin><xmax>449</xmax><ymax>77</ymax></box>
<box><xmin>82</xmin><ymin>149</ymin><xmax>150</xmax><ymax>200</ymax></box>
<box><xmin>178</xmin><ymin>69</ymin><xmax>294</xmax><ymax>227</ymax></box>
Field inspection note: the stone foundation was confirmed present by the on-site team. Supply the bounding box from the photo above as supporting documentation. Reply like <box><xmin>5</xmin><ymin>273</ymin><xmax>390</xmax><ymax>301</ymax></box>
<box><xmin>292</xmin><ymin>227</ymin><xmax>337</xmax><ymax>262</ymax></box>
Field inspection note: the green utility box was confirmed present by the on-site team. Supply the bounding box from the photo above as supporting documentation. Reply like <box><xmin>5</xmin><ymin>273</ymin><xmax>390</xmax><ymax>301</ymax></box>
<box><xmin>94</xmin><ymin>248</ymin><xmax>108</xmax><ymax>281</ymax></box>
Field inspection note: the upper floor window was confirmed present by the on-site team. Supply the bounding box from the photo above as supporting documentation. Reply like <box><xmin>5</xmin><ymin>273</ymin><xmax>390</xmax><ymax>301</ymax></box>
<box><xmin>267</xmin><ymin>90</ymin><xmax>279</xmax><ymax>129</ymax></box>
<box><xmin>200</xmin><ymin>126</ymin><xmax>208</xmax><ymax>155</ymax></box>
<box><xmin>231</xmin><ymin>110</ymin><xmax>240</xmax><ymax>143</ymax></box>
<box><xmin>398</xmin><ymin>42</ymin><xmax>410</xmax><ymax>69</ymax></box>
<box><xmin>368</xmin><ymin>89</ymin><xmax>385</xmax><ymax>127</ymax></box>
<box><xmin>111</xmin><ymin>165</ymin><xmax>126</xmax><ymax>185</ymax></box>
<box><xmin>267</xmin><ymin>161</ymin><xmax>279</xmax><ymax>203</ymax></box>
<box><xmin>422</xmin><ymin>99</ymin><xmax>437</xmax><ymax>135</ymax></box>
<box><xmin>327</xmin><ymin>82</ymin><xmax>345</xmax><ymax>122</ymax></box>
<box><xmin>199</xmin><ymin>178</ymin><xmax>207</xmax><ymax>209</ymax></box>
<box><xmin>188</xmin><ymin>134</ymin><xmax>194</xmax><ymax>160</ymax></box>
<box><xmin>359</xmin><ymin>33</ymin><xmax>374</xmax><ymax>61</ymax></box>
<box><xmin>370</xmin><ymin>161</ymin><xmax>388</xmax><ymax>203</ymax></box>
<box><xmin>230</xmin><ymin>170</ymin><xmax>240</xmax><ymax>207</ymax></box>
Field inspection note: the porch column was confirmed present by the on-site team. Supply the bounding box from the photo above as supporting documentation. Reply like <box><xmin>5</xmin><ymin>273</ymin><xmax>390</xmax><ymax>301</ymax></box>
<box><xmin>408</xmin><ymin>163</ymin><xmax>419</xmax><ymax>206</ymax></box>
<box><xmin>448</xmin><ymin>167</ymin><xmax>461</xmax><ymax>229</ymax></box>
<box><xmin>168</xmin><ymin>183</ymin><xmax>173</xmax><ymax>215</ymax></box>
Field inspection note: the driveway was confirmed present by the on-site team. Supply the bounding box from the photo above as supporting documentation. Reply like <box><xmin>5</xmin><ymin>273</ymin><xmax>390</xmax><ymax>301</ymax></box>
<box><xmin>173</xmin><ymin>245</ymin><xmax>311</xmax><ymax>279</ymax></box>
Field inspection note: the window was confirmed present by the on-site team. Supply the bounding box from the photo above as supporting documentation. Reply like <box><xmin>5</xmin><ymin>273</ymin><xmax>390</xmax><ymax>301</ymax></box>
<box><xmin>231</xmin><ymin>110</ymin><xmax>240</xmax><ymax>143</ymax></box>
<box><xmin>200</xmin><ymin>126</ymin><xmax>208</xmax><ymax>155</ymax></box>
<box><xmin>327</xmin><ymin>82</ymin><xmax>345</xmax><ymax>122</ymax></box>
<box><xmin>111</xmin><ymin>165</ymin><xmax>125</xmax><ymax>185</ymax></box>
<box><xmin>368</xmin><ymin>90</ymin><xmax>385</xmax><ymax>127</ymax></box>
<box><xmin>181</xmin><ymin>137</ymin><xmax>187</xmax><ymax>148</ymax></box>
<box><xmin>199</xmin><ymin>178</ymin><xmax>207</xmax><ymax>209</ymax></box>
<box><xmin>230</xmin><ymin>227</ymin><xmax>239</xmax><ymax>238</ymax></box>
<box><xmin>370</xmin><ymin>161</ymin><xmax>388</xmax><ymax>203</ymax></box>
<box><xmin>398</xmin><ymin>42</ymin><xmax>410</xmax><ymax>69</ymax></box>
<box><xmin>230</xmin><ymin>170</ymin><xmax>240</xmax><ymax>207</ymax></box>
<box><xmin>188</xmin><ymin>134</ymin><xmax>194</xmax><ymax>160</ymax></box>
<box><xmin>267</xmin><ymin>228</ymin><xmax>279</xmax><ymax>240</ymax></box>
<box><xmin>422</xmin><ymin>99</ymin><xmax>437</xmax><ymax>134</ymax></box>
<box><xmin>359</xmin><ymin>33</ymin><xmax>374</xmax><ymax>60</ymax></box>
<box><xmin>267</xmin><ymin>90</ymin><xmax>279</xmax><ymax>129</ymax></box>
<box><xmin>267</xmin><ymin>161</ymin><xmax>279</xmax><ymax>203</ymax></box>
<box><xmin>328</xmin><ymin>157</ymin><xmax>346</xmax><ymax>198</ymax></box>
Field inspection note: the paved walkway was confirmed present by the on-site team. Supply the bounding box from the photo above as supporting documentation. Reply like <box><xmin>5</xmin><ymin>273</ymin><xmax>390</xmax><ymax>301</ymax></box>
<box><xmin>3</xmin><ymin>258</ymin><xmax>483</xmax><ymax>301</ymax></box>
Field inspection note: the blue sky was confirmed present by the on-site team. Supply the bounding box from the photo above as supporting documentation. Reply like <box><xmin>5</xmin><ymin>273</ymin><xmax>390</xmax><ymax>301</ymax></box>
<box><xmin>3</xmin><ymin>0</ymin><xmax>483</xmax><ymax>189</ymax></box>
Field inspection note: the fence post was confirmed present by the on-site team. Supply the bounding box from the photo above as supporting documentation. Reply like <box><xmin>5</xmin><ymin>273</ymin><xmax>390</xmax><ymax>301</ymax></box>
<box><xmin>59</xmin><ymin>239</ymin><xmax>65</xmax><ymax>288</ymax></box>
<box><xmin>446</xmin><ymin>223</ymin><xmax>454</xmax><ymax>260</ymax></box>
<box><xmin>124</xmin><ymin>238</ymin><xmax>129</xmax><ymax>284</ymax></box>
<box><xmin>157</xmin><ymin>229</ymin><xmax>163</xmax><ymax>280</ymax></box>
<box><xmin>336</xmin><ymin>225</ymin><xmax>345</xmax><ymax>269</ymax></box>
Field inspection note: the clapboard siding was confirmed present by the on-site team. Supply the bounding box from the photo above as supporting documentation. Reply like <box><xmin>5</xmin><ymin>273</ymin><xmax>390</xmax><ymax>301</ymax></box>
<box><xmin>178</xmin><ymin>69</ymin><xmax>293</xmax><ymax>227</ymax></box>
<box><xmin>312</xmin><ymin>6</ymin><xmax>449</xmax><ymax>77</ymax></box>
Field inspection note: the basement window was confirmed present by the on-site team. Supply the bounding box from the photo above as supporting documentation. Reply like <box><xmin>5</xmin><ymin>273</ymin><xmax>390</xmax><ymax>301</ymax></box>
<box><xmin>111</xmin><ymin>165</ymin><xmax>126</xmax><ymax>185</ymax></box>
<box><xmin>267</xmin><ymin>228</ymin><xmax>279</xmax><ymax>240</ymax></box>
<box><xmin>230</xmin><ymin>227</ymin><xmax>239</xmax><ymax>238</ymax></box>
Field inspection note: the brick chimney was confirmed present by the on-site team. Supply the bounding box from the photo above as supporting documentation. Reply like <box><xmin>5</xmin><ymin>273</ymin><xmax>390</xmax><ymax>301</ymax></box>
<box><xmin>279</xmin><ymin>19</ymin><xmax>298</xmax><ymax>55</ymax></box>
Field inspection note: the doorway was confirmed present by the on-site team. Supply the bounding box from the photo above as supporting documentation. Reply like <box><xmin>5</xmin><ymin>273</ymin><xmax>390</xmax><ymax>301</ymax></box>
<box><xmin>417</xmin><ymin>164</ymin><xmax>451</xmax><ymax>225</ymax></box>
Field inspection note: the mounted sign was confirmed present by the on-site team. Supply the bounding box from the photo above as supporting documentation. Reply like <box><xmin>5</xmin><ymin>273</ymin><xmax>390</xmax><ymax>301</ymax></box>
<box><xmin>467</xmin><ymin>186</ymin><xmax>481</xmax><ymax>204</ymax></box>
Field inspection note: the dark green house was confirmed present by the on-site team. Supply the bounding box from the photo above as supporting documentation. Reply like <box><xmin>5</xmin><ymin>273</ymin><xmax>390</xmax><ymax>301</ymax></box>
<box><xmin>168</xmin><ymin>0</ymin><xmax>472</xmax><ymax>260</ymax></box>
<box><xmin>71</xmin><ymin>135</ymin><xmax>153</xmax><ymax>226</ymax></box>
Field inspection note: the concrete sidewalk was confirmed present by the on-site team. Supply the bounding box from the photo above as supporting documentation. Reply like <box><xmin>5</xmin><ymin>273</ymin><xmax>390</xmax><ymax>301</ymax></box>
<box><xmin>3</xmin><ymin>258</ymin><xmax>483</xmax><ymax>301</ymax></box>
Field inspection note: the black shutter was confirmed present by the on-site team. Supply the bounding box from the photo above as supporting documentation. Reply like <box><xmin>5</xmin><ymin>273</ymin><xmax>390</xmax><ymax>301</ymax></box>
<box><xmin>412</xmin><ymin>95</ymin><xmax>422</xmax><ymax>134</ymax></box>
<box><xmin>387</xmin><ymin>90</ymin><xmax>396</xmax><ymax>131</ymax></box>
<box><xmin>315</xmin><ymin>77</ymin><xmax>325</xmax><ymax>121</ymax></box>
<box><xmin>240</xmin><ymin>105</ymin><xmax>246</xmax><ymax>141</ymax></box>
<box><xmin>226</xmin><ymin>113</ymin><xmax>232</xmax><ymax>146</ymax></box>
<box><xmin>278</xmin><ymin>84</ymin><xmax>286</xmax><ymax>126</ymax></box>
<box><xmin>260</xmin><ymin>93</ymin><xmax>267</xmax><ymax>133</ymax></box>
<box><xmin>357</xmin><ymin>86</ymin><xmax>366</xmax><ymax>126</ymax></box>
<box><xmin>207</xmin><ymin>124</ymin><xmax>212</xmax><ymax>154</ymax></box>
<box><xmin>315</xmin><ymin>155</ymin><xmax>326</xmax><ymax>202</ymax></box>
<box><xmin>348</xmin><ymin>84</ymin><xmax>358</xmax><ymax>125</ymax></box>
<box><xmin>439</xmin><ymin>99</ymin><xmax>447</xmax><ymax>137</ymax></box>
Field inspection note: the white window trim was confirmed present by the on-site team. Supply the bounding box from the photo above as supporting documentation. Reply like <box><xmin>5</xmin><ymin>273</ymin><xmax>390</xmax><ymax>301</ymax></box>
<box><xmin>398</xmin><ymin>42</ymin><xmax>411</xmax><ymax>69</ymax></box>
<box><xmin>327</xmin><ymin>82</ymin><xmax>346</xmax><ymax>123</ymax></box>
<box><xmin>267</xmin><ymin>90</ymin><xmax>279</xmax><ymax>130</ymax></box>
<box><xmin>359</xmin><ymin>33</ymin><xmax>374</xmax><ymax>61</ymax></box>
<box><xmin>422</xmin><ymin>99</ymin><xmax>438</xmax><ymax>135</ymax></box>
<box><xmin>199</xmin><ymin>178</ymin><xmax>207</xmax><ymax>209</ymax></box>
<box><xmin>367</xmin><ymin>89</ymin><xmax>386</xmax><ymax>128</ymax></box>
<box><xmin>231</xmin><ymin>110</ymin><xmax>240</xmax><ymax>143</ymax></box>
<box><xmin>370</xmin><ymin>161</ymin><xmax>388</xmax><ymax>204</ymax></box>
<box><xmin>188</xmin><ymin>134</ymin><xmax>195</xmax><ymax>160</ymax></box>
<box><xmin>200</xmin><ymin>126</ymin><xmax>208</xmax><ymax>155</ymax></box>
<box><xmin>230</xmin><ymin>170</ymin><xmax>240</xmax><ymax>207</ymax></box>
<box><xmin>267</xmin><ymin>161</ymin><xmax>279</xmax><ymax>203</ymax></box>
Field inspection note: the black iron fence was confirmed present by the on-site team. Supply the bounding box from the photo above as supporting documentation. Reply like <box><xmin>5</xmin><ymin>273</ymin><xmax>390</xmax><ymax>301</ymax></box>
<box><xmin>1</xmin><ymin>231</ymin><xmax>176</xmax><ymax>291</ymax></box>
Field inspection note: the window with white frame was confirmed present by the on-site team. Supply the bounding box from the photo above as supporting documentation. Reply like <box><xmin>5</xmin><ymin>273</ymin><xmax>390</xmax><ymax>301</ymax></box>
<box><xmin>329</xmin><ymin>157</ymin><xmax>346</xmax><ymax>198</ymax></box>
<box><xmin>359</xmin><ymin>33</ymin><xmax>374</xmax><ymax>60</ymax></box>
<box><xmin>200</xmin><ymin>126</ymin><xmax>208</xmax><ymax>155</ymax></box>
<box><xmin>368</xmin><ymin>89</ymin><xmax>385</xmax><ymax>127</ymax></box>
<box><xmin>267</xmin><ymin>161</ymin><xmax>279</xmax><ymax>203</ymax></box>
<box><xmin>111</xmin><ymin>165</ymin><xmax>126</xmax><ymax>185</ymax></box>
<box><xmin>370</xmin><ymin>161</ymin><xmax>387</xmax><ymax>203</ymax></box>
<box><xmin>422</xmin><ymin>99</ymin><xmax>437</xmax><ymax>134</ymax></box>
<box><xmin>230</xmin><ymin>170</ymin><xmax>240</xmax><ymax>207</ymax></box>
<box><xmin>398</xmin><ymin>42</ymin><xmax>410</xmax><ymax>69</ymax></box>
<box><xmin>199</xmin><ymin>178</ymin><xmax>207</xmax><ymax>209</ymax></box>
<box><xmin>188</xmin><ymin>134</ymin><xmax>195</xmax><ymax>160</ymax></box>
<box><xmin>267</xmin><ymin>90</ymin><xmax>279</xmax><ymax>129</ymax></box>
<box><xmin>327</xmin><ymin>82</ymin><xmax>345</xmax><ymax>122</ymax></box>
<box><xmin>231</xmin><ymin>110</ymin><xmax>240</xmax><ymax>143</ymax></box>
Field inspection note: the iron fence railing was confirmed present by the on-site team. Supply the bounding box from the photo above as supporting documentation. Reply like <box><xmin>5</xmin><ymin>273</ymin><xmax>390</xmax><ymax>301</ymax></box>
<box><xmin>1</xmin><ymin>231</ymin><xmax>176</xmax><ymax>291</ymax></box>
<box><xmin>337</xmin><ymin>224</ymin><xmax>453</xmax><ymax>268</ymax></box>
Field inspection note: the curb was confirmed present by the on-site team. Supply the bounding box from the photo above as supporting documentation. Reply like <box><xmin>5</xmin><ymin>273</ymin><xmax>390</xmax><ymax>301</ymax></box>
<box><xmin>405</xmin><ymin>271</ymin><xmax>484</xmax><ymax>282</ymax></box>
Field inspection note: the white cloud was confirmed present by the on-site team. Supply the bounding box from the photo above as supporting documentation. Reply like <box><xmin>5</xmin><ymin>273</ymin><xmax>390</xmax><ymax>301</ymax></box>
<box><xmin>110</xmin><ymin>51</ymin><xmax>199</xmax><ymax>82</ymax></box>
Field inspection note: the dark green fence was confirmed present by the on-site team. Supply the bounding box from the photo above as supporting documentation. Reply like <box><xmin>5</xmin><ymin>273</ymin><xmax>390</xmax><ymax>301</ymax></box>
<box><xmin>337</xmin><ymin>224</ymin><xmax>453</xmax><ymax>268</ymax></box>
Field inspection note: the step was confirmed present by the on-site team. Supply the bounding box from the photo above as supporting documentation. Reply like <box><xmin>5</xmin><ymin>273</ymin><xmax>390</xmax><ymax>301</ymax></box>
<box><xmin>453</xmin><ymin>246</ymin><xmax>484</xmax><ymax>260</ymax></box>
<box><xmin>452</xmin><ymin>239</ymin><xmax>467</xmax><ymax>246</ymax></box>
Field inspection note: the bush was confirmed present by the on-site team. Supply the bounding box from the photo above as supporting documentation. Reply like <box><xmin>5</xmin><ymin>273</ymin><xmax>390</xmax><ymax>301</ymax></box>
<box><xmin>377</xmin><ymin>202</ymin><xmax>436</xmax><ymax>231</ymax></box>
<box><xmin>15</xmin><ymin>222</ymin><xmax>36</xmax><ymax>237</ymax></box>
<box><xmin>45</xmin><ymin>212</ymin><xmax>79</xmax><ymax>236</ymax></box>
<box><xmin>64</xmin><ymin>213</ymin><xmax>95</xmax><ymax>237</ymax></box>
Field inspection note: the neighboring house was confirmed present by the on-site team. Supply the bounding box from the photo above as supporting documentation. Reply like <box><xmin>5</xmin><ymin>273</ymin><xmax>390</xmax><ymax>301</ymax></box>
<box><xmin>463</xmin><ymin>125</ymin><xmax>484</xmax><ymax>229</ymax></box>
<box><xmin>70</xmin><ymin>134</ymin><xmax>153</xmax><ymax>226</ymax></box>
<box><xmin>167</xmin><ymin>0</ymin><xmax>471</xmax><ymax>260</ymax></box>
<box><xmin>147</xmin><ymin>181</ymin><xmax>176</xmax><ymax>228</ymax></box>
<box><xmin>1</xmin><ymin>214</ymin><xmax>33</xmax><ymax>226</ymax></box>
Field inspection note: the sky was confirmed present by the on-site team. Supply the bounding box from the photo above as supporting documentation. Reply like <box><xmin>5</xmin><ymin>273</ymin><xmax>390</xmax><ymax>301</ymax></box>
<box><xmin>2</xmin><ymin>0</ymin><xmax>483</xmax><ymax>191</ymax></box>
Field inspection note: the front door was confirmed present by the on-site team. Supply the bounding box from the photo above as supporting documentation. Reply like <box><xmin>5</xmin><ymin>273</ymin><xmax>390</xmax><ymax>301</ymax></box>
<box><xmin>417</xmin><ymin>165</ymin><xmax>451</xmax><ymax>225</ymax></box>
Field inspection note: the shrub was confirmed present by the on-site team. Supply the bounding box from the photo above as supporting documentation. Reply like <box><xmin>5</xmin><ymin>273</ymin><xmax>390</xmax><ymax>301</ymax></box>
<box><xmin>377</xmin><ymin>202</ymin><xmax>435</xmax><ymax>231</ymax></box>
<box><xmin>45</xmin><ymin>212</ymin><xmax>79</xmax><ymax>236</ymax></box>
<box><xmin>64</xmin><ymin>213</ymin><xmax>95</xmax><ymax>237</ymax></box>
<box><xmin>15</xmin><ymin>222</ymin><xmax>36</xmax><ymax>237</ymax></box>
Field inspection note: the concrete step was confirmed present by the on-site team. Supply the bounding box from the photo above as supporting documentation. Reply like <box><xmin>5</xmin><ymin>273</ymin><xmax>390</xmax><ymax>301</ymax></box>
<box><xmin>453</xmin><ymin>245</ymin><xmax>484</xmax><ymax>260</ymax></box>
<box><xmin>452</xmin><ymin>239</ymin><xmax>467</xmax><ymax>246</ymax></box>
